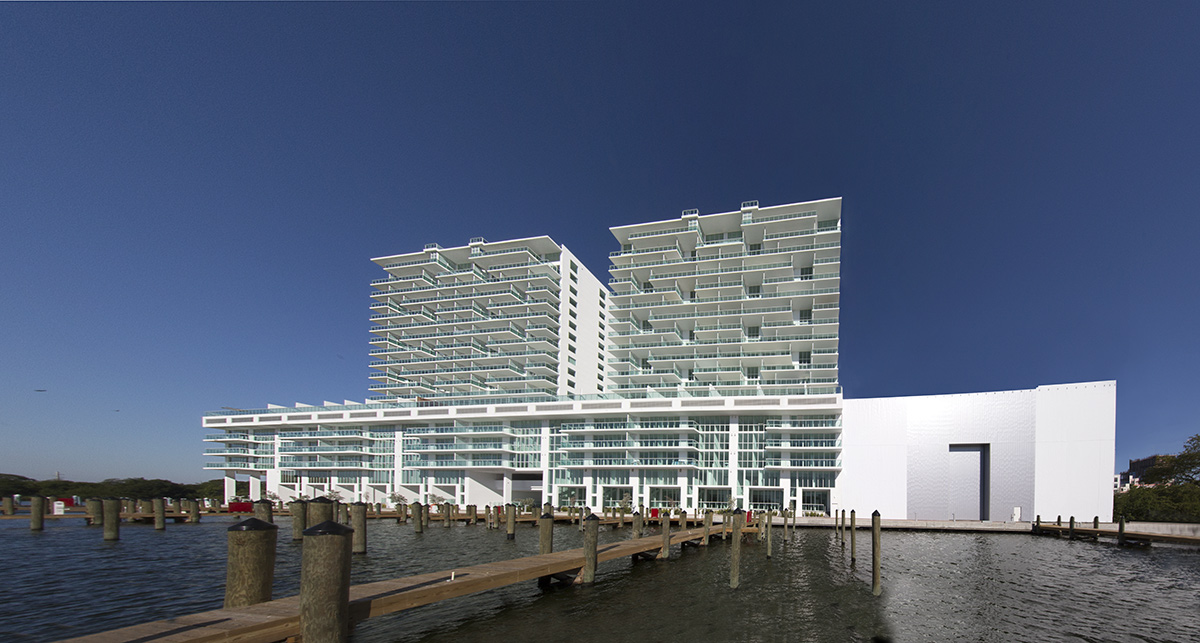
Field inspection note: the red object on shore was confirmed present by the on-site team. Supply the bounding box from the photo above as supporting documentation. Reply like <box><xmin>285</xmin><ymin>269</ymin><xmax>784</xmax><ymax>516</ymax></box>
<box><xmin>228</xmin><ymin>501</ymin><xmax>253</xmax><ymax>513</ymax></box>
<box><xmin>650</xmin><ymin>508</ymin><xmax>659</xmax><ymax>518</ymax></box>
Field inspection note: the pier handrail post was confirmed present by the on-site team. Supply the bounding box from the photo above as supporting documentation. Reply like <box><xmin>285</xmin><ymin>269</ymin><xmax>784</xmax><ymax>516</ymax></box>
<box><xmin>581</xmin><ymin>513</ymin><xmax>600</xmax><ymax>584</ymax></box>
<box><xmin>632</xmin><ymin>511</ymin><xmax>644</xmax><ymax>540</ymax></box>
<box><xmin>289</xmin><ymin>500</ymin><xmax>307</xmax><ymax>541</ymax></box>
<box><xmin>253</xmin><ymin>499</ymin><xmax>273</xmax><ymax>524</ymax></box>
<box><xmin>29</xmin><ymin>496</ymin><xmax>45</xmax><ymax>532</ymax></box>
<box><xmin>102</xmin><ymin>497</ymin><xmax>121</xmax><ymax>541</ymax></box>
<box><xmin>153</xmin><ymin>498</ymin><xmax>166</xmax><ymax>531</ymax></box>
<box><xmin>505</xmin><ymin>503</ymin><xmax>516</xmax><ymax>540</ymax></box>
<box><xmin>702</xmin><ymin>510</ymin><xmax>713</xmax><ymax>546</ymax></box>
<box><xmin>225</xmin><ymin>518</ymin><xmax>278</xmax><ymax>608</ymax></box>
<box><xmin>730</xmin><ymin>509</ymin><xmax>744</xmax><ymax>589</ymax></box>
<box><xmin>871</xmin><ymin>510</ymin><xmax>882</xmax><ymax>597</ymax></box>
<box><xmin>660</xmin><ymin>508</ymin><xmax>672</xmax><ymax>559</ymax></box>
<box><xmin>350</xmin><ymin>502</ymin><xmax>368</xmax><ymax>555</ymax></box>
<box><xmin>850</xmin><ymin>509</ymin><xmax>856</xmax><ymax>563</ymax></box>
<box><xmin>308</xmin><ymin>497</ymin><xmax>334</xmax><ymax>528</ymax></box>
<box><xmin>300</xmin><ymin>521</ymin><xmax>353</xmax><ymax>643</ymax></box>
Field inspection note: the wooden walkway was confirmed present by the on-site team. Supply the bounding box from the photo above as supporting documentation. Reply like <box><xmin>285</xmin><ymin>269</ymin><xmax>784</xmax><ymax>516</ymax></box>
<box><xmin>1034</xmin><ymin>523</ymin><xmax>1200</xmax><ymax>546</ymax></box>
<box><xmin>60</xmin><ymin>522</ymin><xmax>734</xmax><ymax>643</ymax></box>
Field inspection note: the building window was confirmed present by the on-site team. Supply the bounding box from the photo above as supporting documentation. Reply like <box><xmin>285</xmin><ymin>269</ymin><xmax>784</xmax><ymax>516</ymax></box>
<box><xmin>568</xmin><ymin>332</ymin><xmax>577</xmax><ymax>342</ymax></box>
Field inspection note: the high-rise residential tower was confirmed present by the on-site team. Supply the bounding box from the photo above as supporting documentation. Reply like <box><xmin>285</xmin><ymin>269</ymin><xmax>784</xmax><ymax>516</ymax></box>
<box><xmin>202</xmin><ymin>198</ymin><xmax>1116</xmax><ymax>522</ymax></box>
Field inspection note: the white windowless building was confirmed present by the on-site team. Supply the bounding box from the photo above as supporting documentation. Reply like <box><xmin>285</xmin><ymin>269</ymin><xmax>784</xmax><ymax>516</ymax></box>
<box><xmin>203</xmin><ymin>198</ymin><xmax>1115</xmax><ymax>520</ymax></box>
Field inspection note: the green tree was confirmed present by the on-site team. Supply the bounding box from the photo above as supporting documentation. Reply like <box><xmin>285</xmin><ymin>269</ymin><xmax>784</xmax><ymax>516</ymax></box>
<box><xmin>0</xmin><ymin>474</ymin><xmax>38</xmax><ymax>497</ymax></box>
<box><xmin>1143</xmin><ymin>434</ymin><xmax>1200</xmax><ymax>486</ymax></box>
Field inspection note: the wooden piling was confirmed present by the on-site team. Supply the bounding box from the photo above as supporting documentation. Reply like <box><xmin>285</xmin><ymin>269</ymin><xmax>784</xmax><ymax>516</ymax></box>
<box><xmin>225</xmin><ymin>518</ymin><xmax>278</xmax><ymax>608</ymax></box>
<box><xmin>254</xmin><ymin>499</ymin><xmax>273</xmax><ymax>524</ymax></box>
<box><xmin>29</xmin><ymin>496</ymin><xmax>45</xmax><ymax>531</ymax></box>
<box><xmin>1118</xmin><ymin>515</ymin><xmax>1126</xmax><ymax>546</ymax></box>
<box><xmin>412</xmin><ymin>503</ymin><xmax>424</xmax><ymax>534</ymax></box>
<box><xmin>337</xmin><ymin>503</ymin><xmax>349</xmax><ymax>525</ymax></box>
<box><xmin>850</xmin><ymin>510</ymin><xmax>856</xmax><ymax>562</ymax></box>
<box><xmin>308</xmin><ymin>497</ymin><xmax>335</xmax><ymax>527</ymax></box>
<box><xmin>422</xmin><ymin>504</ymin><xmax>430</xmax><ymax>528</ymax></box>
<box><xmin>871</xmin><ymin>510</ymin><xmax>882</xmax><ymax>596</ymax></box>
<box><xmin>289</xmin><ymin>500</ymin><xmax>307</xmax><ymax>541</ymax></box>
<box><xmin>766</xmin><ymin>511</ymin><xmax>773</xmax><ymax>558</ymax></box>
<box><xmin>2</xmin><ymin>496</ymin><xmax>14</xmax><ymax>516</ymax></box>
<box><xmin>187</xmin><ymin>499</ymin><xmax>201</xmax><ymax>523</ymax></box>
<box><xmin>467</xmin><ymin>504</ymin><xmax>477</xmax><ymax>524</ymax></box>
<box><xmin>581</xmin><ymin>514</ymin><xmax>600</xmax><ymax>584</ymax></box>
<box><xmin>730</xmin><ymin>509</ymin><xmax>744</xmax><ymax>589</ymax></box>
<box><xmin>1056</xmin><ymin>515</ymin><xmax>1062</xmax><ymax>526</ymax></box>
<box><xmin>841</xmin><ymin>509</ymin><xmax>847</xmax><ymax>544</ymax></box>
<box><xmin>86</xmin><ymin>498</ymin><xmax>102</xmax><ymax>526</ymax></box>
<box><xmin>300</xmin><ymin>521</ymin><xmax>353</xmax><ymax>643</ymax></box>
<box><xmin>153</xmin><ymin>498</ymin><xmax>166</xmax><ymax>531</ymax></box>
<box><xmin>1069</xmin><ymin>516</ymin><xmax>1076</xmax><ymax>540</ymax></box>
<box><xmin>659</xmin><ymin>510</ymin><xmax>672</xmax><ymax>560</ymax></box>
<box><xmin>580</xmin><ymin>506</ymin><xmax>589</xmax><ymax>531</ymax></box>
<box><xmin>632</xmin><ymin>511</ymin><xmax>644</xmax><ymax>539</ymax></box>
<box><xmin>505</xmin><ymin>504</ymin><xmax>516</xmax><ymax>540</ymax></box>
<box><xmin>350</xmin><ymin>503</ymin><xmax>367</xmax><ymax>555</ymax></box>
<box><xmin>374</xmin><ymin>502</ymin><xmax>382</xmax><ymax>518</ymax></box>
<box><xmin>702</xmin><ymin>510</ymin><xmax>712</xmax><ymax>546</ymax></box>
<box><xmin>537</xmin><ymin>512</ymin><xmax>554</xmax><ymax>588</ymax></box>
<box><xmin>442</xmin><ymin>502</ymin><xmax>452</xmax><ymax>528</ymax></box>
<box><xmin>103</xmin><ymin>498</ymin><xmax>120</xmax><ymax>541</ymax></box>
<box><xmin>1093</xmin><ymin>516</ymin><xmax>1099</xmax><ymax>529</ymax></box>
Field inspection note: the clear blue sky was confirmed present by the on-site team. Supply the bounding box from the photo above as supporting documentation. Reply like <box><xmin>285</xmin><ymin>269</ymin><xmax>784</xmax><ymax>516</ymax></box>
<box><xmin>2</xmin><ymin>3</ymin><xmax>1197</xmax><ymax>483</ymax></box>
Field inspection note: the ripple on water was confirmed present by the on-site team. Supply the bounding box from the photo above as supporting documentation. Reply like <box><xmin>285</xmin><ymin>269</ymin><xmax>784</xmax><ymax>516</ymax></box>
<box><xmin>0</xmin><ymin>519</ymin><xmax>1197</xmax><ymax>642</ymax></box>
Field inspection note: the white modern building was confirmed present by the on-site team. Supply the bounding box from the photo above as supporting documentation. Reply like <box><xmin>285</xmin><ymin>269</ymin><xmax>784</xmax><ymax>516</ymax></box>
<box><xmin>203</xmin><ymin>198</ymin><xmax>1116</xmax><ymax>521</ymax></box>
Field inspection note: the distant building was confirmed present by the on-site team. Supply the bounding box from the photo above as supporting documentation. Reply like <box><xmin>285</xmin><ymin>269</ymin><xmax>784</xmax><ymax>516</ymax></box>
<box><xmin>1116</xmin><ymin>455</ymin><xmax>1166</xmax><ymax>491</ymax></box>
<box><xmin>203</xmin><ymin>198</ymin><xmax>1117</xmax><ymax>521</ymax></box>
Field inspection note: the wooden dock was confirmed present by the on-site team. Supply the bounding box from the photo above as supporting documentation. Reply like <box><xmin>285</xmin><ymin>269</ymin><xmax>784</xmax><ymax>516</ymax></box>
<box><xmin>60</xmin><ymin>522</ymin><xmax>734</xmax><ymax>643</ymax></box>
<box><xmin>1033</xmin><ymin>522</ymin><xmax>1200</xmax><ymax>546</ymax></box>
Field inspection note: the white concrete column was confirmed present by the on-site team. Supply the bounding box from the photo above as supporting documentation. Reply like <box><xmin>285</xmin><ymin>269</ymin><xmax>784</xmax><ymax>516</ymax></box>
<box><xmin>224</xmin><ymin>473</ymin><xmax>238</xmax><ymax>502</ymax></box>
<box><xmin>249</xmin><ymin>475</ymin><xmax>262</xmax><ymax>500</ymax></box>
<box><xmin>503</xmin><ymin>473</ymin><xmax>513</xmax><ymax>503</ymax></box>
<box><xmin>728</xmin><ymin>415</ymin><xmax>740</xmax><ymax>508</ymax></box>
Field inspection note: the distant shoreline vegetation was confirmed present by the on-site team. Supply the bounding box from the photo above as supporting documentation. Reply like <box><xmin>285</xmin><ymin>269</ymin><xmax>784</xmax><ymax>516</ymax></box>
<box><xmin>0</xmin><ymin>474</ymin><xmax>230</xmax><ymax>500</ymax></box>
<box><xmin>1114</xmin><ymin>433</ymin><xmax>1200</xmax><ymax>523</ymax></box>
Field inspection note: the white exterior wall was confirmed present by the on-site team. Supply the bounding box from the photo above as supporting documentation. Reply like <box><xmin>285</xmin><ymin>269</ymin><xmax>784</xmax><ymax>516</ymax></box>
<box><xmin>556</xmin><ymin>247</ymin><xmax>607</xmax><ymax>396</ymax></box>
<box><xmin>1033</xmin><ymin>381</ymin><xmax>1117</xmax><ymax>522</ymax></box>
<box><xmin>841</xmin><ymin>381</ymin><xmax>1115</xmax><ymax>522</ymax></box>
<box><xmin>838</xmin><ymin>398</ymin><xmax>909</xmax><ymax>518</ymax></box>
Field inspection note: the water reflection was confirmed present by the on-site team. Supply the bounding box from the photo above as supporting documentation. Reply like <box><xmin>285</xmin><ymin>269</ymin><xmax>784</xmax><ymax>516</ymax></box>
<box><xmin>0</xmin><ymin>518</ymin><xmax>1195</xmax><ymax>642</ymax></box>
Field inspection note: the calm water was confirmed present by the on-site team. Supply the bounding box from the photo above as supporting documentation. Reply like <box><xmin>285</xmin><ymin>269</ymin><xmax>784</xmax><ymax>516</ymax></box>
<box><xmin>2</xmin><ymin>516</ymin><xmax>1197</xmax><ymax>642</ymax></box>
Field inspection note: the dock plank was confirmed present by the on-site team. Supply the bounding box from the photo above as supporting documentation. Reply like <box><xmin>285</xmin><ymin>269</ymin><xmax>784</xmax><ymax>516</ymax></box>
<box><xmin>60</xmin><ymin>525</ymin><xmax>719</xmax><ymax>643</ymax></box>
